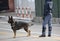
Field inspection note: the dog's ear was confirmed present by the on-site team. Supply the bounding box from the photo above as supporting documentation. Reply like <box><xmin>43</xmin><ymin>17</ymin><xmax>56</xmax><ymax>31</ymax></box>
<box><xmin>8</xmin><ymin>16</ymin><xmax>11</xmax><ymax>20</ymax></box>
<box><xmin>11</xmin><ymin>16</ymin><xmax>14</xmax><ymax>23</ymax></box>
<box><xmin>8</xmin><ymin>16</ymin><xmax>10</xmax><ymax>23</ymax></box>
<box><xmin>11</xmin><ymin>16</ymin><xmax>13</xmax><ymax>20</ymax></box>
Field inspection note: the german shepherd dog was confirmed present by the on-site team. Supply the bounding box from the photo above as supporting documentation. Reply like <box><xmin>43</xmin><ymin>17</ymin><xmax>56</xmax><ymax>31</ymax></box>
<box><xmin>8</xmin><ymin>16</ymin><xmax>31</xmax><ymax>38</ymax></box>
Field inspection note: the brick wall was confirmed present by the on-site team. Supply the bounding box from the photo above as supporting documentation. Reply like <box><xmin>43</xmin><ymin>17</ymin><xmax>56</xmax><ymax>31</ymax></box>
<box><xmin>8</xmin><ymin>0</ymin><xmax>14</xmax><ymax>12</ymax></box>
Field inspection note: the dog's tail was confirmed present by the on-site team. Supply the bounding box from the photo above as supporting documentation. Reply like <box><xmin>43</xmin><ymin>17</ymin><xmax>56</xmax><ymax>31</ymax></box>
<box><xmin>28</xmin><ymin>22</ymin><xmax>34</xmax><ymax>27</ymax></box>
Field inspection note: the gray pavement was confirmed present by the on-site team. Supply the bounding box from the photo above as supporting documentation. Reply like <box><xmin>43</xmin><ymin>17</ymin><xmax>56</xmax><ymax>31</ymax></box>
<box><xmin>0</xmin><ymin>12</ymin><xmax>60</xmax><ymax>41</ymax></box>
<box><xmin>0</xmin><ymin>21</ymin><xmax>60</xmax><ymax>41</ymax></box>
<box><xmin>0</xmin><ymin>12</ymin><xmax>17</xmax><ymax>16</ymax></box>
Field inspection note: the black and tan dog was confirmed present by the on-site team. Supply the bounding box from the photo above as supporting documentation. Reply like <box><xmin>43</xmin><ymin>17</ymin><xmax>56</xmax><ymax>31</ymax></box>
<box><xmin>8</xmin><ymin>16</ymin><xmax>31</xmax><ymax>38</ymax></box>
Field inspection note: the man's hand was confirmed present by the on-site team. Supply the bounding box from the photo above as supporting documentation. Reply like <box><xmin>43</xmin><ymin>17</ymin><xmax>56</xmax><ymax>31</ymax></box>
<box><xmin>42</xmin><ymin>16</ymin><xmax>45</xmax><ymax>20</ymax></box>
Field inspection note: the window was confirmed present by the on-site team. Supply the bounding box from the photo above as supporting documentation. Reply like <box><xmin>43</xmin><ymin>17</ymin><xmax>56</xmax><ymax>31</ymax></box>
<box><xmin>28</xmin><ymin>0</ymin><xmax>35</xmax><ymax>2</ymax></box>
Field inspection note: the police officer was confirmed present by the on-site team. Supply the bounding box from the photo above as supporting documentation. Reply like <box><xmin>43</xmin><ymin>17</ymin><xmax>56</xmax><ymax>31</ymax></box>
<box><xmin>39</xmin><ymin>0</ymin><xmax>53</xmax><ymax>37</ymax></box>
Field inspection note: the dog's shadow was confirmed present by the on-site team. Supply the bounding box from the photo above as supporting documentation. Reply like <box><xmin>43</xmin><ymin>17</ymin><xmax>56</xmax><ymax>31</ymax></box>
<box><xmin>0</xmin><ymin>37</ymin><xmax>13</xmax><ymax>40</ymax></box>
<box><xmin>0</xmin><ymin>36</ymin><xmax>27</xmax><ymax>40</ymax></box>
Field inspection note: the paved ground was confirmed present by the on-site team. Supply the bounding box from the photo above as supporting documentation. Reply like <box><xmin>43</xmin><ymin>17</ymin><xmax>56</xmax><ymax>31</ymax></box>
<box><xmin>0</xmin><ymin>12</ymin><xmax>60</xmax><ymax>41</ymax></box>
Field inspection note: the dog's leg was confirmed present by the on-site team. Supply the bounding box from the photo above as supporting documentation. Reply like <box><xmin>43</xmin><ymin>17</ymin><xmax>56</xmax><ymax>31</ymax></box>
<box><xmin>13</xmin><ymin>30</ymin><xmax>16</xmax><ymax>38</ymax></box>
<box><xmin>24</xmin><ymin>27</ymin><xmax>31</xmax><ymax>37</ymax></box>
<box><xmin>27</xmin><ymin>30</ymin><xmax>31</xmax><ymax>37</ymax></box>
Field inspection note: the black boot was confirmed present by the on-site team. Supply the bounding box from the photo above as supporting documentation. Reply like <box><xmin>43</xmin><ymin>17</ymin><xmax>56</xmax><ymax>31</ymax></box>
<box><xmin>39</xmin><ymin>27</ymin><xmax>46</xmax><ymax>37</ymax></box>
<box><xmin>39</xmin><ymin>35</ymin><xmax>46</xmax><ymax>37</ymax></box>
<box><xmin>48</xmin><ymin>27</ymin><xmax>52</xmax><ymax>37</ymax></box>
<box><xmin>48</xmin><ymin>34</ymin><xmax>51</xmax><ymax>37</ymax></box>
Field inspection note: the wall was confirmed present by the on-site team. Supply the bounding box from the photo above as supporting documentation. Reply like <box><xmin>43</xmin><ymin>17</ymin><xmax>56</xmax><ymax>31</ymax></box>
<box><xmin>8</xmin><ymin>0</ymin><xmax>14</xmax><ymax>11</ymax></box>
<box><xmin>35</xmin><ymin>0</ymin><xmax>60</xmax><ymax>18</ymax></box>
<box><xmin>35</xmin><ymin>0</ymin><xmax>60</xmax><ymax>24</ymax></box>
<box><xmin>14</xmin><ymin>0</ymin><xmax>35</xmax><ymax>11</ymax></box>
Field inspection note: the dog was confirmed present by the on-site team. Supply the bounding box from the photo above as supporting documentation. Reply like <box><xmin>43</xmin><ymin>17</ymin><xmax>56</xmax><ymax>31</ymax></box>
<box><xmin>8</xmin><ymin>16</ymin><xmax>31</xmax><ymax>38</ymax></box>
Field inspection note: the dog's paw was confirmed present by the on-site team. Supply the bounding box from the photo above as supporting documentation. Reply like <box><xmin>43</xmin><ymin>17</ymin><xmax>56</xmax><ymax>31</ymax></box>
<box><xmin>27</xmin><ymin>30</ymin><xmax>31</xmax><ymax>37</ymax></box>
<box><xmin>27</xmin><ymin>35</ymin><xmax>30</xmax><ymax>37</ymax></box>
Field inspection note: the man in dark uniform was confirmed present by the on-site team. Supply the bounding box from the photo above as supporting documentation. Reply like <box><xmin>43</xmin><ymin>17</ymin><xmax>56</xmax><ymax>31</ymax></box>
<box><xmin>39</xmin><ymin>0</ymin><xmax>53</xmax><ymax>37</ymax></box>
